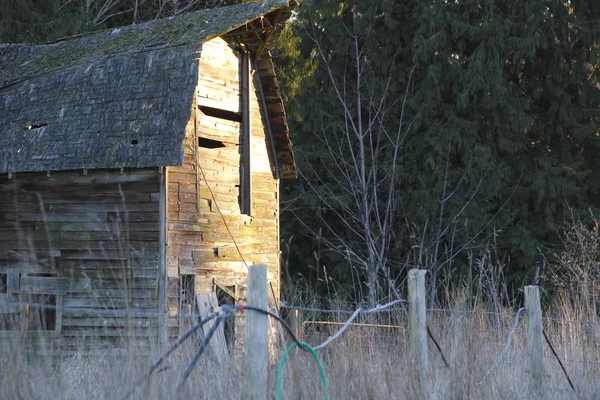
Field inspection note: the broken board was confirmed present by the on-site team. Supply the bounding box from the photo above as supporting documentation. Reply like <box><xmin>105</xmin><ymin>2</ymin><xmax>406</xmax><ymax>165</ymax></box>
<box><xmin>196</xmin><ymin>292</ymin><xmax>228</xmax><ymax>365</ymax></box>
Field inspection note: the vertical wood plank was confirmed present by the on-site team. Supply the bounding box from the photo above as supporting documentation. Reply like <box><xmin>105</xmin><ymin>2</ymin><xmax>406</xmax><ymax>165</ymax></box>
<box><xmin>158</xmin><ymin>167</ymin><xmax>167</xmax><ymax>350</ymax></box>
<box><xmin>6</xmin><ymin>271</ymin><xmax>19</xmax><ymax>294</ymax></box>
<box><xmin>241</xmin><ymin>51</ymin><xmax>252</xmax><ymax>215</ymax></box>
<box><xmin>408</xmin><ymin>269</ymin><xmax>429</xmax><ymax>400</ymax></box>
<box><xmin>290</xmin><ymin>308</ymin><xmax>303</xmax><ymax>343</ymax></box>
<box><xmin>244</xmin><ymin>264</ymin><xmax>268</xmax><ymax>400</ymax></box>
<box><xmin>55</xmin><ymin>294</ymin><xmax>63</xmax><ymax>334</ymax></box>
<box><xmin>525</xmin><ymin>285</ymin><xmax>545</xmax><ymax>397</ymax></box>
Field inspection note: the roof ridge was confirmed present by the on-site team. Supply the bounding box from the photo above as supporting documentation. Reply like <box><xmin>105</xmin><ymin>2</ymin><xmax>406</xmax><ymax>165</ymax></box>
<box><xmin>0</xmin><ymin>0</ymin><xmax>292</xmax><ymax>88</ymax></box>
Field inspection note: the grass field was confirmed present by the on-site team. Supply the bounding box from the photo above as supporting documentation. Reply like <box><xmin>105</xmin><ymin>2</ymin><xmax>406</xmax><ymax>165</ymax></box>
<box><xmin>1</xmin><ymin>290</ymin><xmax>598</xmax><ymax>400</ymax></box>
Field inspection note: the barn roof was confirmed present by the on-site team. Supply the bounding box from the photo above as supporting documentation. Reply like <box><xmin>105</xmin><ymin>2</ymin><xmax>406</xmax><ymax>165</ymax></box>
<box><xmin>0</xmin><ymin>0</ymin><xmax>296</xmax><ymax>178</ymax></box>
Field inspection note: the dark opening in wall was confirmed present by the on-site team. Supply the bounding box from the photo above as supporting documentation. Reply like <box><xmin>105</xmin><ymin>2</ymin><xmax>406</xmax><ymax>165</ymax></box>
<box><xmin>199</xmin><ymin>105</ymin><xmax>242</xmax><ymax>122</ymax></box>
<box><xmin>131</xmin><ymin>139</ymin><xmax>138</xmax><ymax>145</ymax></box>
<box><xmin>180</xmin><ymin>274</ymin><xmax>196</xmax><ymax>313</ymax></box>
<box><xmin>0</xmin><ymin>273</ymin><xmax>6</xmax><ymax>294</ymax></box>
<box><xmin>216</xmin><ymin>285</ymin><xmax>236</xmax><ymax>348</ymax></box>
<box><xmin>15</xmin><ymin>293</ymin><xmax>57</xmax><ymax>331</ymax></box>
<box><xmin>199</xmin><ymin>137</ymin><xmax>226</xmax><ymax>149</ymax></box>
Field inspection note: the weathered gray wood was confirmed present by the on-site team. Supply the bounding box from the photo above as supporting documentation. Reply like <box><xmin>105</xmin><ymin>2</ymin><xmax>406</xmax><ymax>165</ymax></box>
<box><xmin>197</xmin><ymin>112</ymin><xmax>240</xmax><ymax>144</ymax></box>
<box><xmin>62</xmin><ymin>297</ymin><xmax>154</xmax><ymax>309</ymax></box>
<box><xmin>244</xmin><ymin>264</ymin><xmax>268</xmax><ymax>400</ymax></box>
<box><xmin>158</xmin><ymin>167</ymin><xmax>167</xmax><ymax>350</ymax></box>
<box><xmin>7</xmin><ymin>271</ymin><xmax>20</xmax><ymax>294</ymax></box>
<box><xmin>61</xmin><ymin>317</ymin><xmax>158</xmax><ymax>328</ymax></box>
<box><xmin>525</xmin><ymin>285</ymin><xmax>545</xmax><ymax>398</ymax></box>
<box><xmin>55</xmin><ymin>294</ymin><xmax>63</xmax><ymax>334</ymax></box>
<box><xmin>179</xmin><ymin>304</ymin><xmax>192</xmax><ymax>338</ymax></box>
<box><xmin>241</xmin><ymin>51</ymin><xmax>252</xmax><ymax>216</ymax></box>
<box><xmin>196</xmin><ymin>293</ymin><xmax>228</xmax><ymax>364</ymax></box>
<box><xmin>408</xmin><ymin>269</ymin><xmax>429</xmax><ymax>400</ymax></box>
<box><xmin>19</xmin><ymin>276</ymin><xmax>92</xmax><ymax>294</ymax></box>
<box><xmin>0</xmin><ymin>293</ymin><xmax>20</xmax><ymax>312</ymax></box>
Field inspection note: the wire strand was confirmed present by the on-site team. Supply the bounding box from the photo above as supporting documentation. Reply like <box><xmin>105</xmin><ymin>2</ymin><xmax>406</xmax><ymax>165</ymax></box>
<box><xmin>197</xmin><ymin>161</ymin><xmax>249</xmax><ymax>269</ymax></box>
<box><xmin>543</xmin><ymin>329</ymin><xmax>576</xmax><ymax>392</ymax></box>
<box><xmin>427</xmin><ymin>325</ymin><xmax>449</xmax><ymax>368</ymax></box>
<box><xmin>121</xmin><ymin>314</ymin><xmax>218</xmax><ymax>400</ymax></box>
<box><xmin>311</xmin><ymin>299</ymin><xmax>409</xmax><ymax>351</ymax></box>
<box><xmin>177</xmin><ymin>316</ymin><xmax>224</xmax><ymax>393</ymax></box>
<box><xmin>476</xmin><ymin>307</ymin><xmax>525</xmax><ymax>386</ymax></box>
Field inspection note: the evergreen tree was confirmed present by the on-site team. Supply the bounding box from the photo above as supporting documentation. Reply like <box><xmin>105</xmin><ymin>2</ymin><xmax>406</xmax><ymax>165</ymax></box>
<box><xmin>0</xmin><ymin>0</ymin><xmax>85</xmax><ymax>43</ymax></box>
<box><xmin>277</xmin><ymin>0</ymin><xmax>600</xmax><ymax>303</ymax></box>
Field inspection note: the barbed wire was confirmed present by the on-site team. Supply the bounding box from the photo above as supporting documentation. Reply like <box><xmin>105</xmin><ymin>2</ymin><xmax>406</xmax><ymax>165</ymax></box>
<box><xmin>281</xmin><ymin>303</ymin><xmax>519</xmax><ymax>318</ymax></box>
<box><xmin>279</xmin><ymin>303</ymin><xmax>407</xmax><ymax>315</ymax></box>
<box><xmin>4</xmin><ymin>299</ymin><xmax>595</xmax><ymax>327</ymax></box>
<box><xmin>308</xmin><ymin>299</ymin><xmax>407</xmax><ymax>351</ymax></box>
<box><xmin>427</xmin><ymin>308</ymin><xmax>518</xmax><ymax>317</ymax></box>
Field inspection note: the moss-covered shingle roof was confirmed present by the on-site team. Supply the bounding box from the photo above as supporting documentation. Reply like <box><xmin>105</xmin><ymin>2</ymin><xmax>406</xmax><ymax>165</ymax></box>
<box><xmin>0</xmin><ymin>0</ymin><xmax>290</xmax><ymax>89</ymax></box>
<box><xmin>0</xmin><ymin>0</ymin><xmax>295</xmax><ymax>175</ymax></box>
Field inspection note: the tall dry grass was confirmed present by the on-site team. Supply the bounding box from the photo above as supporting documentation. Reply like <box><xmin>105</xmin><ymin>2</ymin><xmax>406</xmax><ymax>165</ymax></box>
<box><xmin>1</xmin><ymin>288</ymin><xmax>599</xmax><ymax>399</ymax></box>
<box><xmin>2</xmin><ymin>216</ymin><xmax>600</xmax><ymax>399</ymax></box>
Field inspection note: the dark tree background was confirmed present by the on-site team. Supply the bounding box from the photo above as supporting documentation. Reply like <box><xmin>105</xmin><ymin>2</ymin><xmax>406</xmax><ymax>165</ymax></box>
<box><xmin>276</xmin><ymin>0</ymin><xmax>600</xmax><ymax>304</ymax></box>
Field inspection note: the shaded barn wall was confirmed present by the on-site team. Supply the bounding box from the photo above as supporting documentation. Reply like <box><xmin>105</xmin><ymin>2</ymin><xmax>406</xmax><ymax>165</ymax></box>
<box><xmin>165</xmin><ymin>38</ymin><xmax>280</xmax><ymax>336</ymax></box>
<box><xmin>0</xmin><ymin>169</ymin><xmax>161</xmax><ymax>354</ymax></box>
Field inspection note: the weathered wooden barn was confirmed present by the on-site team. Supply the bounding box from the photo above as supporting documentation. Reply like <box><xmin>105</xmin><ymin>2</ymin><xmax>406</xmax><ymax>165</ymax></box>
<box><xmin>0</xmin><ymin>0</ymin><xmax>296</xmax><ymax>353</ymax></box>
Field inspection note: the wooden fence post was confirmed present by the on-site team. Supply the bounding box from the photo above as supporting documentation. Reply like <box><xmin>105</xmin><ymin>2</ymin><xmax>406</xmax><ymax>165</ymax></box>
<box><xmin>244</xmin><ymin>264</ymin><xmax>268</xmax><ymax>400</ymax></box>
<box><xmin>290</xmin><ymin>308</ymin><xmax>303</xmax><ymax>342</ymax></box>
<box><xmin>525</xmin><ymin>285</ymin><xmax>545</xmax><ymax>398</ymax></box>
<box><xmin>408</xmin><ymin>269</ymin><xmax>429</xmax><ymax>399</ymax></box>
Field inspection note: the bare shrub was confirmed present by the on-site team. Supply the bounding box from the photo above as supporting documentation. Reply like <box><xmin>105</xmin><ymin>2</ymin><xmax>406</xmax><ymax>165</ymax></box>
<box><xmin>552</xmin><ymin>214</ymin><xmax>600</xmax><ymax>317</ymax></box>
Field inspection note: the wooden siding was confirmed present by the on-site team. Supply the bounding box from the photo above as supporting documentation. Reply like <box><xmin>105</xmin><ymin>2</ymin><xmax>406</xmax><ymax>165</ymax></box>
<box><xmin>0</xmin><ymin>169</ymin><xmax>161</xmax><ymax>353</ymax></box>
<box><xmin>166</xmin><ymin>38</ymin><xmax>280</xmax><ymax>338</ymax></box>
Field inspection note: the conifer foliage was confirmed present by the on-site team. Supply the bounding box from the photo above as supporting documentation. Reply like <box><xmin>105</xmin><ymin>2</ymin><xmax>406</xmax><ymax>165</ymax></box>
<box><xmin>277</xmin><ymin>0</ymin><xmax>600</xmax><ymax>303</ymax></box>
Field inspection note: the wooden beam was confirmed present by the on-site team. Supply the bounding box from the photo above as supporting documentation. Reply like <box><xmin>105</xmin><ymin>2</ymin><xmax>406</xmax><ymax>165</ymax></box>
<box><xmin>241</xmin><ymin>51</ymin><xmax>252</xmax><ymax>216</ymax></box>
<box><xmin>19</xmin><ymin>276</ymin><xmax>91</xmax><ymax>294</ymax></box>
<box><xmin>213</xmin><ymin>278</ymin><xmax>238</xmax><ymax>301</ymax></box>
<box><xmin>255</xmin><ymin>60</ymin><xmax>279</xmax><ymax>179</ymax></box>
<box><xmin>263</xmin><ymin>9</ymin><xmax>283</xmax><ymax>52</ymax></box>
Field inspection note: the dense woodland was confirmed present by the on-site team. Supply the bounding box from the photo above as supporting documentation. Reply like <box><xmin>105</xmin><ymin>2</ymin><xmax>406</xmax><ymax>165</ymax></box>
<box><xmin>2</xmin><ymin>0</ymin><xmax>600</xmax><ymax>306</ymax></box>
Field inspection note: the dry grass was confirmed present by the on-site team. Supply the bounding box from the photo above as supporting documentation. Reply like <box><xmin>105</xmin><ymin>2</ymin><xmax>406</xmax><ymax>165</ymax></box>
<box><xmin>1</xmin><ymin>291</ymin><xmax>599</xmax><ymax>400</ymax></box>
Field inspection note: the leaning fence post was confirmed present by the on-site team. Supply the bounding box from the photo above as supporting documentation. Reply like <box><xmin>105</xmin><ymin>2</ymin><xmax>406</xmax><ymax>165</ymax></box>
<box><xmin>408</xmin><ymin>269</ymin><xmax>429</xmax><ymax>399</ymax></box>
<box><xmin>525</xmin><ymin>285</ymin><xmax>545</xmax><ymax>398</ymax></box>
<box><xmin>244</xmin><ymin>264</ymin><xmax>268</xmax><ymax>400</ymax></box>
